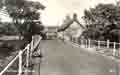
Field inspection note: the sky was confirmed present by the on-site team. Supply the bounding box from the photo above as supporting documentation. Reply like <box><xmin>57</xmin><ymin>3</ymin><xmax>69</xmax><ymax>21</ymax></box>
<box><xmin>38</xmin><ymin>0</ymin><xmax>117</xmax><ymax>26</ymax></box>
<box><xmin>0</xmin><ymin>0</ymin><xmax>118</xmax><ymax>26</ymax></box>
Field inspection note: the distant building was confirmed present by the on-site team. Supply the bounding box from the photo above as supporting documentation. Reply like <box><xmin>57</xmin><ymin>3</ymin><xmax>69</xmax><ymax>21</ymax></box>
<box><xmin>45</xmin><ymin>26</ymin><xmax>59</xmax><ymax>39</ymax></box>
<box><xmin>44</xmin><ymin>13</ymin><xmax>86</xmax><ymax>40</ymax></box>
<box><xmin>57</xmin><ymin>13</ymin><xmax>86</xmax><ymax>41</ymax></box>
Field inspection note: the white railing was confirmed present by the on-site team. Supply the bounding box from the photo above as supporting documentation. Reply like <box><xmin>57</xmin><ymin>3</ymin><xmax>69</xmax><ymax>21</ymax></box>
<box><xmin>0</xmin><ymin>35</ymin><xmax>42</xmax><ymax>75</ymax></box>
<box><xmin>57</xmin><ymin>34</ymin><xmax>120</xmax><ymax>57</ymax></box>
<box><xmin>71</xmin><ymin>38</ymin><xmax>120</xmax><ymax>57</ymax></box>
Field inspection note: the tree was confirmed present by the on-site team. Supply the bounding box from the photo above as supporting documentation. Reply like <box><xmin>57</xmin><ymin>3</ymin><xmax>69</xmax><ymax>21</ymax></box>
<box><xmin>0</xmin><ymin>0</ymin><xmax>45</xmax><ymax>41</ymax></box>
<box><xmin>81</xmin><ymin>3</ymin><xmax>120</xmax><ymax>42</ymax></box>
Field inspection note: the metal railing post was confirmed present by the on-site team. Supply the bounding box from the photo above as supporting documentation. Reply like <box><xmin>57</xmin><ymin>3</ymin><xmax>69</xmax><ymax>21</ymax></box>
<box><xmin>88</xmin><ymin>39</ymin><xmax>91</xmax><ymax>48</ymax></box>
<box><xmin>85</xmin><ymin>39</ymin><xmax>87</xmax><ymax>48</ymax></box>
<box><xmin>26</xmin><ymin>45</ymin><xmax>30</xmax><ymax>67</ymax></box>
<box><xmin>98</xmin><ymin>40</ymin><xmax>100</xmax><ymax>49</ymax></box>
<box><xmin>119</xmin><ymin>43</ymin><xmax>120</xmax><ymax>57</ymax></box>
<box><xmin>63</xmin><ymin>31</ymin><xmax>64</xmax><ymax>41</ymax></box>
<box><xmin>30</xmin><ymin>36</ymin><xmax>34</xmax><ymax>61</ymax></box>
<box><xmin>113</xmin><ymin>42</ymin><xmax>116</xmax><ymax>56</ymax></box>
<box><xmin>107</xmin><ymin>40</ymin><xmax>110</xmax><ymax>49</ymax></box>
<box><xmin>18</xmin><ymin>50</ymin><xmax>22</xmax><ymax>75</ymax></box>
<box><xmin>25</xmin><ymin>45</ymin><xmax>30</xmax><ymax>75</ymax></box>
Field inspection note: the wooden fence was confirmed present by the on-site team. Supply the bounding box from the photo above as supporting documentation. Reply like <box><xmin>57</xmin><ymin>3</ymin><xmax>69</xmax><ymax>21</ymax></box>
<box><xmin>71</xmin><ymin>38</ymin><xmax>120</xmax><ymax>57</ymax></box>
<box><xmin>57</xmin><ymin>33</ymin><xmax>120</xmax><ymax>57</ymax></box>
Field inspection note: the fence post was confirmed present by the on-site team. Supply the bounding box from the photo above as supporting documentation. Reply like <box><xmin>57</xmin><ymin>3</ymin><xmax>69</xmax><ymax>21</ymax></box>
<box><xmin>80</xmin><ymin>39</ymin><xmax>83</xmax><ymax>47</ymax></box>
<box><xmin>88</xmin><ymin>39</ymin><xmax>91</xmax><ymax>48</ymax></box>
<box><xmin>98</xmin><ymin>40</ymin><xmax>100</xmax><ymax>49</ymax></box>
<box><xmin>26</xmin><ymin>46</ymin><xmax>29</xmax><ymax>67</ymax></box>
<box><xmin>30</xmin><ymin>36</ymin><xmax>34</xmax><ymax>56</ymax></box>
<box><xmin>29</xmin><ymin>36</ymin><xmax>34</xmax><ymax>67</ymax></box>
<box><xmin>117</xmin><ymin>43</ymin><xmax>120</xmax><ymax>57</ymax></box>
<box><xmin>63</xmin><ymin>31</ymin><xmax>64</xmax><ymax>41</ymax></box>
<box><xmin>85</xmin><ymin>39</ymin><xmax>87</xmax><ymax>48</ymax></box>
<box><xmin>84</xmin><ymin>39</ymin><xmax>86</xmax><ymax>48</ymax></box>
<box><xmin>18</xmin><ymin>50</ymin><xmax>22</xmax><ymax>75</ymax></box>
<box><xmin>107</xmin><ymin>40</ymin><xmax>110</xmax><ymax>48</ymax></box>
<box><xmin>113</xmin><ymin>42</ymin><xmax>116</xmax><ymax>56</ymax></box>
<box><xmin>25</xmin><ymin>45</ymin><xmax>30</xmax><ymax>75</ymax></box>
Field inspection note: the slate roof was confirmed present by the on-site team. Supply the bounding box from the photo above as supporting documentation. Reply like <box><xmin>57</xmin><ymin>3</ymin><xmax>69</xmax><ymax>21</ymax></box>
<box><xmin>57</xmin><ymin>14</ymin><xmax>85</xmax><ymax>32</ymax></box>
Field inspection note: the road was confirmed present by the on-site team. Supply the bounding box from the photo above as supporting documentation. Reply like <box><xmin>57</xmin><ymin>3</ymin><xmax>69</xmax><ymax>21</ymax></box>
<box><xmin>33</xmin><ymin>39</ymin><xmax>119</xmax><ymax>75</ymax></box>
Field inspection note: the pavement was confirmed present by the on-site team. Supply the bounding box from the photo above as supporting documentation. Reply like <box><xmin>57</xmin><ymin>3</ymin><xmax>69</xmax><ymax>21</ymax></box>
<box><xmin>33</xmin><ymin>39</ymin><xmax>120</xmax><ymax>75</ymax></box>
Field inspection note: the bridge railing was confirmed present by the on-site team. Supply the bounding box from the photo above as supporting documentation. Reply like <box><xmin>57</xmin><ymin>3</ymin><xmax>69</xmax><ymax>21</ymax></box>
<box><xmin>0</xmin><ymin>35</ymin><xmax>42</xmax><ymax>75</ymax></box>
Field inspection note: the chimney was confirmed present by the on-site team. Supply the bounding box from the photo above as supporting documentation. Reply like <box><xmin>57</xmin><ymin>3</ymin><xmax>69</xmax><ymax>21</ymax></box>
<box><xmin>73</xmin><ymin>13</ymin><xmax>77</xmax><ymax>21</ymax></box>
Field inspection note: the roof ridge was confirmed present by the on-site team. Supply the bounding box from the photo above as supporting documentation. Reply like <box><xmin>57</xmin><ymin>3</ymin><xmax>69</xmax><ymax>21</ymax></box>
<box><xmin>57</xmin><ymin>13</ymin><xmax>86</xmax><ymax>32</ymax></box>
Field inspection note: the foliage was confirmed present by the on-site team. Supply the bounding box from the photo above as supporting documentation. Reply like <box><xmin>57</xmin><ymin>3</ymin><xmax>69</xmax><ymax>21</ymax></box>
<box><xmin>81</xmin><ymin>3</ymin><xmax>120</xmax><ymax>42</ymax></box>
<box><xmin>0</xmin><ymin>0</ymin><xmax>45</xmax><ymax>36</ymax></box>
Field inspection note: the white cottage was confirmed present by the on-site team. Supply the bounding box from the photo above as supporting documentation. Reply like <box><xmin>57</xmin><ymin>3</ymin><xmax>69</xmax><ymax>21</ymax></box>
<box><xmin>57</xmin><ymin>13</ymin><xmax>86</xmax><ymax>41</ymax></box>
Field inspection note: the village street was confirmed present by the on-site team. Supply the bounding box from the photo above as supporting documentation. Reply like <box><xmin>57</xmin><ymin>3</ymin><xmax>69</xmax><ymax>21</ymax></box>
<box><xmin>32</xmin><ymin>39</ymin><xmax>120</xmax><ymax>75</ymax></box>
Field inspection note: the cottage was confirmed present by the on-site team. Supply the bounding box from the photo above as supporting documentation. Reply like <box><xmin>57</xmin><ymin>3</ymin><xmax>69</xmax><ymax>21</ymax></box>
<box><xmin>45</xmin><ymin>26</ymin><xmax>58</xmax><ymax>39</ymax></box>
<box><xmin>57</xmin><ymin>13</ymin><xmax>86</xmax><ymax>41</ymax></box>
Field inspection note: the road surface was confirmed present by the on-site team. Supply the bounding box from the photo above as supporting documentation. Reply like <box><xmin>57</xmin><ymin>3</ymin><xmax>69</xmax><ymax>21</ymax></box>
<box><xmin>33</xmin><ymin>39</ymin><xmax>119</xmax><ymax>75</ymax></box>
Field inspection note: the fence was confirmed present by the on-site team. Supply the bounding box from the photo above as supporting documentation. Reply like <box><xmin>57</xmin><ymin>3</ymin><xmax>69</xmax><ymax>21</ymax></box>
<box><xmin>70</xmin><ymin>38</ymin><xmax>120</xmax><ymax>57</ymax></box>
<box><xmin>0</xmin><ymin>35</ymin><xmax>42</xmax><ymax>75</ymax></box>
<box><xmin>57</xmin><ymin>34</ymin><xmax>120</xmax><ymax>57</ymax></box>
